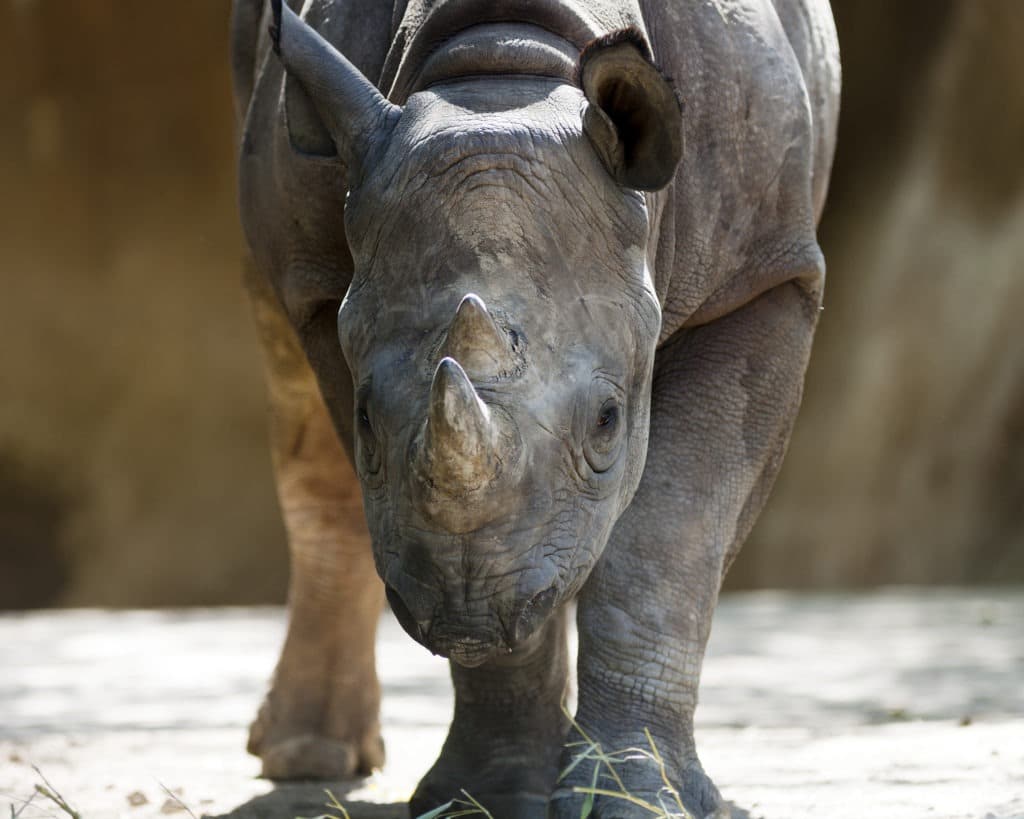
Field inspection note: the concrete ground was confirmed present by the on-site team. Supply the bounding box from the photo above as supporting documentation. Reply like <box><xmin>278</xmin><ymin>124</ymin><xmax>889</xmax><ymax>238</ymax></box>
<box><xmin>1</xmin><ymin>589</ymin><xmax>1022</xmax><ymax>819</ymax></box>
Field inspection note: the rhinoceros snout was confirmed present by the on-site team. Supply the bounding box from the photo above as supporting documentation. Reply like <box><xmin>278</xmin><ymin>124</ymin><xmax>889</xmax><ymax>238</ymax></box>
<box><xmin>384</xmin><ymin>575</ymin><xmax>561</xmax><ymax>666</ymax></box>
<box><xmin>386</xmin><ymin>580</ymin><xmax>508</xmax><ymax>665</ymax></box>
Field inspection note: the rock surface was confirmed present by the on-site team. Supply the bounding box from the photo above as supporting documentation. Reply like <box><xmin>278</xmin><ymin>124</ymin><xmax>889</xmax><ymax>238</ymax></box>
<box><xmin>3</xmin><ymin>2</ymin><xmax>1024</xmax><ymax>610</ymax></box>
<box><xmin>2</xmin><ymin>589</ymin><xmax>1022</xmax><ymax>819</ymax></box>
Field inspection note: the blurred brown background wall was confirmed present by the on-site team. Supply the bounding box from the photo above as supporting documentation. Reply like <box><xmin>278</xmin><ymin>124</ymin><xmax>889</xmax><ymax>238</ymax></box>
<box><xmin>0</xmin><ymin>1</ymin><xmax>1021</xmax><ymax>609</ymax></box>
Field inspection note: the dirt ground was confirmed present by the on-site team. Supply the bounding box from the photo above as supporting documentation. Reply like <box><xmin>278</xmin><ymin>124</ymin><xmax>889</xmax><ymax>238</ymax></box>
<box><xmin>2</xmin><ymin>589</ymin><xmax>1022</xmax><ymax>819</ymax></box>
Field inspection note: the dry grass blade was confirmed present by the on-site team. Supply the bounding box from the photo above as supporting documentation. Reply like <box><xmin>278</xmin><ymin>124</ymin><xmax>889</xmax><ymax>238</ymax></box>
<box><xmin>456</xmin><ymin>790</ymin><xmax>495</xmax><ymax>818</ymax></box>
<box><xmin>413</xmin><ymin>789</ymin><xmax>496</xmax><ymax>819</ymax></box>
<box><xmin>558</xmin><ymin>707</ymin><xmax>695</xmax><ymax>819</ymax></box>
<box><xmin>556</xmin><ymin>740</ymin><xmax>599</xmax><ymax>783</ymax></box>
<box><xmin>294</xmin><ymin>788</ymin><xmax>354</xmax><ymax>819</ymax></box>
<box><xmin>8</xmin><ymin>790</ymin><xmax>39</xmax><ymax>819</ymax></box>
<box><xmin>643</xmin><ymin>729</ymin><xmax>688</xmax><ymax>817</ymax></box>
<box><xmin>31</xmin><ymin>768</ymin><xmax>80</xmax><ymax>819</ymax></box>
<box><xmin>158</xmin><ymin>783</ymin><xmax>199</xmax><ymax>819</ymax></box>
<box><xmin>570</xmin><ymin>786</ymin><xmax>664</xmax><ymax>814</ymax></box>
<box><xmin>324</xmin><ymin>790</ymin><xmax>352</xmax><ymax>819</ymax></box>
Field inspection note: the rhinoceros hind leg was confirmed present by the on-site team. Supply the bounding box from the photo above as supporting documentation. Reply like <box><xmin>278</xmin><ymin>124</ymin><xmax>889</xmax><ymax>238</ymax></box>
<box><xmin>249</xmin><ymin>723</ymin><xmax>383</xmax><ymax>781</ymax></box>
<box><xmin>245</xmin><ymin>269</ymin><xmax>385</xmax><ymax>780</ymax></box>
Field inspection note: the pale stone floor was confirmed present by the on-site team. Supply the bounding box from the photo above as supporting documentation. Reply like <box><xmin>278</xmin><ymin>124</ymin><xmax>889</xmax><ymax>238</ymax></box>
<box><xmin>1</xmin><ymin>589</ymin><xmax>1022</xmax><ymax>819</ymax></box>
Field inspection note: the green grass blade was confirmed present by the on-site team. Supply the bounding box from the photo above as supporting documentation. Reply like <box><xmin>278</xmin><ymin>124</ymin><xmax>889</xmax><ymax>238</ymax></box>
<box><xmin>414</xmin><ymin>800</ymin><xmax>457</xmax><ymax>819</ymax></box>
<box><xmin>556</xmin><ymin>741</ymin><xmax>599</xmax><ymax>783</ymax></box>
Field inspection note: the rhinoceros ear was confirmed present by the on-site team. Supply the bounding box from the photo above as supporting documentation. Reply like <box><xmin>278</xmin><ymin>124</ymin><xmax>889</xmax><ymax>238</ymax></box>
<box><xmin>284</xmin><ymin>74</ymin><xmax>337</xmax><ymax>158</ymax></box>
<box><xmin>270</xmin><ymin>0</ymin><xmax>400</xmax><ymax>179</ymax></box>
<box><xmin>579</xmin><ymin>29</ymin><xmax>683</xmax><ymax>192</ymax></box>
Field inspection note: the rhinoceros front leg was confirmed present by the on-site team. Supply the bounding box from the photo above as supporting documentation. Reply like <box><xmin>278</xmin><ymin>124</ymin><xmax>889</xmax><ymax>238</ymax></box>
<box><xmin>245</xmin><ymin>272</ymin><xmax>385</xmax><ymax>780</ymax></box>
<box><xmin>411</xmin><ymin>612</ymin><xmax>570</xmax><ymax>819</ymax></box>
<box><xmin>551</xmin><ymin>280</ymin><xmax>820</xmax><ymax>819</ymax></box>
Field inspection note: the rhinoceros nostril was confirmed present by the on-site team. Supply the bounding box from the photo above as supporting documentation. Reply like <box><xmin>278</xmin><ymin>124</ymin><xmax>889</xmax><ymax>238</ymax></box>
<box><xmin>385</xmin><ymin>585</ymin><xmax>431</xmax><ymax>645</ymax></box>
<box><xmin>512</xmin><ymin>585</ymin><xmax>559</xmax><ymax>645</ymax></box>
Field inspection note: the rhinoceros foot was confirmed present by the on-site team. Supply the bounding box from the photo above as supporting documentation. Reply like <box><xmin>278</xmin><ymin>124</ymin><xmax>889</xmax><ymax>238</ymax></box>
<box><xmin>409</xmin><ymin>726</ymin><xmax>559</xmax><ymax>819</ymax></box>
<box><xmin>247</xmin><ymin>692</ymin><xmax>384</xmax><ymax>780</ymax></box>
<box><xmin>548</xmin><ymin>759</ymin><xmax>733</xmax><ymax>819</ymax></box>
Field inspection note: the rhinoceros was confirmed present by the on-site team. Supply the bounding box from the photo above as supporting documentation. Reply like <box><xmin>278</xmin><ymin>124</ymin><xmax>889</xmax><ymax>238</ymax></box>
<box><xmin>230</xmin><ymin>0</ymin><xmax>839</xmax><ymax>815</ymax></box>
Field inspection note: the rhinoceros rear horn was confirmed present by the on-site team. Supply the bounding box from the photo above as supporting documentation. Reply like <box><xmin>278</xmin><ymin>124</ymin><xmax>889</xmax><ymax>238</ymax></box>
<box><xmin>579</xmin><ymin>28</ymin><xmax>683</xmax><ymax>191</ymax></box>
<box><xmin>420</xmin><ymin>357</ymin><xmax>501</xmax><ymax>494</ymax></box>
<box><xmin>270</xmin><ymin>0</ymin><xmax>399</xmax><ymax>176</ymax></box>
<box><xmin>442</xmin><ymin>294</ymin><xmax>516</xmax><ymax>379</ymax></box>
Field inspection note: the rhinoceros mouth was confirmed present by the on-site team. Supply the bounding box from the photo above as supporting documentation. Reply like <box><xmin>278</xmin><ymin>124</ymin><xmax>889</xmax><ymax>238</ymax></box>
<box><xmin>386</xmin><ymin>575</ymin><xmax>564</xmax><ymax>667</ymax></box>
<box><xmin>385</xmin><ymin>581</ymin><xmax>504</xmax><ymax>661</ymax></box>
<box><xmin>428</xmin><ymin>630</ymin><xmax>505</xmax><ymax>668</ymax></box>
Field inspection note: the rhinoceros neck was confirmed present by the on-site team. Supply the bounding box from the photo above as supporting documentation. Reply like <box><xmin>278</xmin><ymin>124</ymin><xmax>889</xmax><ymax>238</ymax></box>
<box><xmin>381</xmin><ymin>0</ymin><xmax>648</xmax><ymax>103</ymax></box>
<box><xmin>411</xmin><ymin>24</ymin><xmax>579</xmax><ymax>94</ymax></box>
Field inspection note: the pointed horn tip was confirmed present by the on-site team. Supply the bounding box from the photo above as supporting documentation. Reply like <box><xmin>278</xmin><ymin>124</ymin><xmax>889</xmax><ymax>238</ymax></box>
<box><xmin>434</xmin><ymin>355</ymin><xmax>469</xmax><ymax>388</ymax></box>
<box><xmin>267</xmin><ymin>0</ymin><xmax>399</xmax><ymax>160</ymax></box>
<box><xmin>457</xmin><ymin>293</ymin><xmax>488</xmax><ymax>314</ymax></box>
<box><xmin>435</xmin><ymin>358</ymin><xmax>489</xmax><ymax>417</ymax></box>
<box><xmin>443</xmin><ymin>293</ymin><xmax>516</xmax><ymax>376</ymax></box>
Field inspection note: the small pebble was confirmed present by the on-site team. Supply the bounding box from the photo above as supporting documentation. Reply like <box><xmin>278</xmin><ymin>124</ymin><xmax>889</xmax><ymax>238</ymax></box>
<box><xmin>127</xmin><ymin>791</ymin><xmax>149</xmax><ymax>807</ymax></box>
<box><xmin>161</xmin><ymin>797</ymin><xmax>187</xmax><ymax>814</ymax></box>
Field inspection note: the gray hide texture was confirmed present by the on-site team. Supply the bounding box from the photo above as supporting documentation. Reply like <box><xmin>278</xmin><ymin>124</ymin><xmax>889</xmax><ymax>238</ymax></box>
<box><xmin>232</xmin><ymin>0</ymin><xmax>839</xmax><ymax>816</ymax></box>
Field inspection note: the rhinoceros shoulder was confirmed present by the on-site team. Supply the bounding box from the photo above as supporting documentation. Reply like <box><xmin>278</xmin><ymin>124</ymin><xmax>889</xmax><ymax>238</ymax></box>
<box><xmin>646</xmin><ymin>0</ymin><xmax>839</xmax><ymax>336</ymax></box>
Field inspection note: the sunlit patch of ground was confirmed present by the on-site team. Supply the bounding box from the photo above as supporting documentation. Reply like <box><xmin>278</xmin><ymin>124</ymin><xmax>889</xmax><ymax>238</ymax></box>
<box><xmin>1</xmin><ymin>590</ymin><xmax>1022</xmax><ymax>819</ymax></box>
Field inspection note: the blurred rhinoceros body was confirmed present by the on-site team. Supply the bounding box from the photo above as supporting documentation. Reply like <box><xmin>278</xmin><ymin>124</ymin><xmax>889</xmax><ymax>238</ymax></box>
<box><xmin>231</xmin><ymin>0</ymin><xmax>838</xmax><ymax>814</ymax></box>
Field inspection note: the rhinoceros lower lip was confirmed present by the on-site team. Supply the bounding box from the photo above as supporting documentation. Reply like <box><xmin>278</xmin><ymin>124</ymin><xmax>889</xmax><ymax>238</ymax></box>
<box><xmin>429</xmin><ymin>631</ymin><xmax>504</xmax><ymax>668</ymax></box>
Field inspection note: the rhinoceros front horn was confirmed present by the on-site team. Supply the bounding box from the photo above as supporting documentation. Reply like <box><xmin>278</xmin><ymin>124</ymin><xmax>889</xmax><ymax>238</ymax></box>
<box><xmin>419</xmin><ymin>357</ymin><xmax>501</xmax><ymax>493</ymax></box>
<box><xmin>270</xmin><ymin>0</ymin><xmax>400</xmax><ymax>173</ymax></box>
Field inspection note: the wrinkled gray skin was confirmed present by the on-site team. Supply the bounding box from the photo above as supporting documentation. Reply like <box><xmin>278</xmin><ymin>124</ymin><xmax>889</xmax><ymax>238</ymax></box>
<box><xmin>232</xmin><ymin>0</ymin><xmax>839</xmax><ymax>816</ymax></box>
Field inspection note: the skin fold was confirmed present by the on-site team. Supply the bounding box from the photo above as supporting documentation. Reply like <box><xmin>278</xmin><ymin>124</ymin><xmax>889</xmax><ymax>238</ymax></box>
<box><xmin>230</xmin><ymin>0</ymin><xmax>839</xmax><ymax>816</ymax></box>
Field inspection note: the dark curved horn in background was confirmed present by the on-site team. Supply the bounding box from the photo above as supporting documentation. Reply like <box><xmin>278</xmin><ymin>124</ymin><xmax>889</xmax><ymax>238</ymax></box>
<box><xmin>270</xmin><ymin>0</ymin><xmax>400</xmax><ymax>174</ymax></box>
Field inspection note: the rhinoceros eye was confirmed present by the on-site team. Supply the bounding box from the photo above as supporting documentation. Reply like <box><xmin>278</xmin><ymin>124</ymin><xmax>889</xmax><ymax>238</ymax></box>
<box><xmin>596</xmin><ymin>403</ymin><xmax>619</xmax><ymax>430</ymax></box>
<box><xmin>584</xmin><ymin>397</ymin><xmax>624</xmax><ymax>474</ymax></box>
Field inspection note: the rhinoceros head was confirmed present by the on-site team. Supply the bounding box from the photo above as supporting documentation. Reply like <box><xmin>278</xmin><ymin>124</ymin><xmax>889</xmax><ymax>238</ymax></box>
<box><xmin>272</xmin><ymin>3</ymin><xmax>681</xmax><ymax>665</ymax></box>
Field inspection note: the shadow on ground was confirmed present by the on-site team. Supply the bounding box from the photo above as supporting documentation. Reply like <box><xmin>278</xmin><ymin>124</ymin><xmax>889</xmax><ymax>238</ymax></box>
<box><xmin>209</xmin><ymin>781</ymin><xmax>753</xmax><ymax>819</ymax></box>
<box><xmin>210</xmin><ymin>782</ymin><xmax>406</xmax><ymax>819</ymax></box>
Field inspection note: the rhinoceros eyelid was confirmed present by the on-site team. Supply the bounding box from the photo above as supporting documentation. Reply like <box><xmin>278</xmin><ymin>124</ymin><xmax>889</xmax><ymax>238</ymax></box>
<box><xmin>590</xmin><ymin>371</ymin><xmax>626</xmax><ymax>395</ymax></box>
<box><xmin>589</xmin><ymin>374</ymin><xmax>626</xmax><ymax>405</ymax></box>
